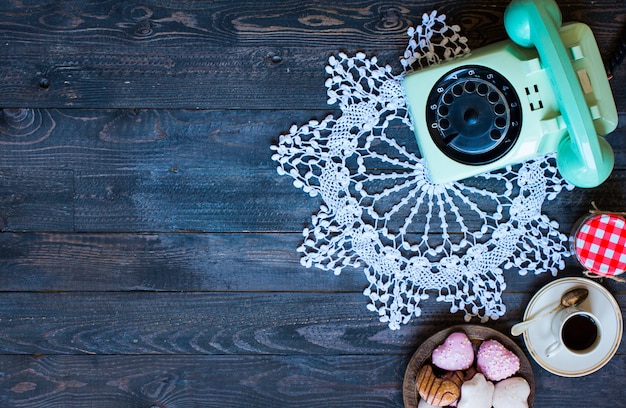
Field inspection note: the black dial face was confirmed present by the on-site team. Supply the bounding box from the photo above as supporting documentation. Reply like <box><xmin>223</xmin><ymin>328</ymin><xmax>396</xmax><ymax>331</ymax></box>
<box><xmin>425</xmin><ymin>65</ymin><xmax>522</xmax><ymax>165</ymax></box>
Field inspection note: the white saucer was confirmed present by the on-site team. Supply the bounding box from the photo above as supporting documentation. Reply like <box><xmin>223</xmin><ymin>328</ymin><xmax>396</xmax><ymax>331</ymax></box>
<box><xmin>522</xmin><ymin>277</ymin><xmax>622</xmax><ymax>377</ymax></box>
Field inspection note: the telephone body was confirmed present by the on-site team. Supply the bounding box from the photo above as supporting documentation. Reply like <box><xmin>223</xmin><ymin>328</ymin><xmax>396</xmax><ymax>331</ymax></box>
<box><xmin>403</xmin><ymin>0</ymin><xmax>617</xmax><ymax>187</ymax></box>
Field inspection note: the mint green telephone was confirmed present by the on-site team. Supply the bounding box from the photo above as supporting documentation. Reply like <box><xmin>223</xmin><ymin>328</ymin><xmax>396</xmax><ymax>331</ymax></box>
<box><xmin>403</xmin><ymin>0</ymin><xmax>617</xmax><ymax>188</ymax></box>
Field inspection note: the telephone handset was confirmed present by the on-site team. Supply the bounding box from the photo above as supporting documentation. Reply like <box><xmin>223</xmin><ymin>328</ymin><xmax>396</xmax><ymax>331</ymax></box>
<box><xmin>403</xmin><ymin>0</ymin><xmax>618</xmax><ymax>188</ymax></box>
<box><xmin>505</xmin><ymin>0</ymin><xmax>613</xmax><ymax>187</ymax></box>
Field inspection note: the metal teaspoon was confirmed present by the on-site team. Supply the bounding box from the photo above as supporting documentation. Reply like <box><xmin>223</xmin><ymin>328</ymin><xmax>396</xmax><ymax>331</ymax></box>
<box><xmin>510</xmin><ymin>287</ymin><xmax>589</xmax><ymax>337</ymax></box>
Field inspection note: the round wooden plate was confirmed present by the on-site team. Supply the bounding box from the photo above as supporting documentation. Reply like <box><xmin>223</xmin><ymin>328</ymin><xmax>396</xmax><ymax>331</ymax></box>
<box><xmin>403</xmin><ymin>324</ymin><xmax>535</xmax><ymax>408</ymax></box>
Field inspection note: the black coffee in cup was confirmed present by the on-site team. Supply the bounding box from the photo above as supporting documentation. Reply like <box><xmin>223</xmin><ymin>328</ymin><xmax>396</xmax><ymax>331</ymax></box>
<box><xmin>561</xmin><ymin>313</ymin><xmax>598</xmax><ymax>351</ymax></box>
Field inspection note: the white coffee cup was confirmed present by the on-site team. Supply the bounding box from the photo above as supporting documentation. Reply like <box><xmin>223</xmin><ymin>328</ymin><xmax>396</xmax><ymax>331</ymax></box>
<box><xmin>544</xmin><ymin>306</ymin><xmax>602</xmax><ymax>358</ymax></box>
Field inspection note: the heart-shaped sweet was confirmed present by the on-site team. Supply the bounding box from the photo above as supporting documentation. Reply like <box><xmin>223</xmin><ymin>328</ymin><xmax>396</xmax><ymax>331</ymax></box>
<box><xmin>431</xmin><ymin>331</ymin><xmax>474</xmax><ymax>371</ymax></box>
<box><xmin>476</xmin><ymin>339</ymin><xmax>520</xmax><ymax>381</ymax></box>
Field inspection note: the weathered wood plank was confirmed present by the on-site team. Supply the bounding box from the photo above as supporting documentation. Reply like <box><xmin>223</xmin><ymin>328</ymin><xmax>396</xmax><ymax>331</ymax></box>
<box><xmin>2</xmin><ymin>45</ymin><xmax>623</xmax><ymax>110</ymax></box>
<box><xmin>0</xmin><ymin>109</ymin><xmax>324</xmax><ymax>171</ymax></box>
<box><xmin>0</xmin><ymin>0</ymin><xmax>621</xmax><ymax>49</ymax></box>
<box><xmin>0</xmin><ymin>232</ymin><xmax>365</xmax><ymax>292</ymax></box>
<box><xmin>0</xmin><ymin>168</ymin><xmax>73</xmax><ymax>231</ymax></box>
<box><xmin>0</xmin><ymin>291</ymin><xmax>430</xmax><ymax>356</ymax></box>
<box><xmin>0</xmin><ymin>347</ymin><xmax>624</xmax><ymax>407</ymax></box>
<box><xmin>0</xmin><ymin>291</ymin><xmax>622</xmax><ymax>356</ymax></box>
<box><xmin>0</xmin><ymin>0</ymin><xmax>624</xmax><ymax>109</ymax></box>
<box><xmin>0</xmin><ymin>354</ymin><xmax>407</xmax><ymax>408</ymax></box>
<box><xmin>0</xmin><ymin>232</ymin><xmax>613</xmax><ymax>293</ymax></box>
<box><xmin>0</xmin><ymin>110</ymin><xmax>622</xmax><ymax>176</ymax></box>
<box><xmin>0</xmin><ymin>0</ymin><xmax>446</xmax><ymax>48</ymax></box>
<box><xmin>0</xmin><ymin>109</ymin><xmax>624</xmax><ymax>233</ymax></box>
<box><xmin>68</xmin><ymin>167</ymin><xmax>626</xmax><ymax>233</ymax></box>
<box><xmin>72</xmin><ymin>168</ymin><xmax>322</xmax><ymax>233</ymax></box>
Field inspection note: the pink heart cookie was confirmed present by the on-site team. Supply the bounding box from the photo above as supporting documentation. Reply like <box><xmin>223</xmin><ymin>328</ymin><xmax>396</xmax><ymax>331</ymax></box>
<box><xmin>476</xmin><ymin>339</ymin><xmax>520</xmax><ymax>381</ymax></box>
<box><xmin>432</xmin><ymin>331</ymin><xmax>474</xmax><ymax>371</ymax></box>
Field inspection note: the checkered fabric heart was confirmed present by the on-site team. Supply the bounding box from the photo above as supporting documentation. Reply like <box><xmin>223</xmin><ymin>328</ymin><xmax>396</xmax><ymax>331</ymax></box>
<box><xmin>574</xmin><ymin>214</ymin><xmax>626</xmax><ymax>276</ymax></box>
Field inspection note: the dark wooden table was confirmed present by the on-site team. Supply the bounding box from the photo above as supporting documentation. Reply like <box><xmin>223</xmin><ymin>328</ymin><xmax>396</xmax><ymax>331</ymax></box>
<box><xmin>0</xmin><ymin>1</ymin><xmax>625</xmax><ymax>407</ymax></box>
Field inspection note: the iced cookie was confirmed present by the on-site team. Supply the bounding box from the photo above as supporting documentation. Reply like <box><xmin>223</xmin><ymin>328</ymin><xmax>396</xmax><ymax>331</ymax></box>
<box><xmin>416</xmin><ymin>364</ymin><xmax>462</xmax><ymax>406</ymax></box>
<box><xmin>492</xmin><ymin>376</ymin><xmax>530</xmax><ymax>408</ymax></box>
<box><xmin>432</xmin><ymin>331</ymin><xmax>474</xmax><ymax>371</ymax></box>
<box><xmin>476</xmin><ymin>339</ymin><xmax>520</xmax><ymax>381</ymax></box>
<box><xmin>457</xmin><ymin>373</ymin><xmax>494</xmax><ymax>408</ymax></box>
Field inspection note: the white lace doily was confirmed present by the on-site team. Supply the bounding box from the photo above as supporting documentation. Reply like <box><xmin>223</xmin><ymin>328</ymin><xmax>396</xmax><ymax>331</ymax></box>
<box><xmin>271</xmin><ymin>11</ymin><xmax>573</xmax><ymax>330</ymax></box>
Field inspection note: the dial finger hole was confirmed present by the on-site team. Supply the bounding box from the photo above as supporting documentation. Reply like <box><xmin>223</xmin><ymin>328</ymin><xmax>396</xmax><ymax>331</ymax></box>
<box><xmin>452</xmin><ymin>84</ymin><xmax>464</xmax><ymax>96</ymax></box>
<box><xmin>495</xmin><ymin>117</ymin><xmax>507</xmax><ymax>128</ymax></box>
<box><xmin>477</xmin><ymin>83</ymin><xmax>489</xmax><ymax>96</ymax></box>
<box><xmin>439</xmin><ymin>118</ymin><xmax>450</xmax><ymax>130</ymax></box>
<box><xmin>490</xmin><ymin>129</ymin><xmax>503</xmax><ymax>140</ymax></box>
<box><xmin>442</xmin><ymin>93</ymin><xmax>454</xmax><ymax>104</ymax></box>
<box><xmin>488</xmin><ymin>91</ymin><xmax>500</xmax><ymax>103</ymax></box>
<box><xmin>438</xmin><ymin>105</ymin><xmax>449</xmax><ymax>116</ymax></box>
<box><xmin>464</xmin><ymin>81</ymin><xmax>476</xmax><ymax>93</ymax></box>
<box><xmin>494</xmin><ymin>103</ymin><xmax>506</xmax><ymax>115</ymax></box>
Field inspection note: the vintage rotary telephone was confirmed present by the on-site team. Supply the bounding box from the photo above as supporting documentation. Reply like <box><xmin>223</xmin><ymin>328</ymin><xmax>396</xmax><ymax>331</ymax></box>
<box><xmin>403</xmin><ymin>0</ymin><xmax>618</xmax><ymax>188</ymax></box>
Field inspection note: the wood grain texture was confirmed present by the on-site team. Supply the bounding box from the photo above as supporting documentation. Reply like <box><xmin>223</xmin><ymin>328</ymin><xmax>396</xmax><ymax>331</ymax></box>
<box><xmin>0</xmin><ymin>109</ymin><xmax>623</xmax><ymax>233</ymax></box>
<box><xmin>0</xmin><ymin>109</ymin><xmax>319</xmax><ymax>171</ymax></box>
<box><xmin>0</xmin><ymin>0</ymin><xmax>624</xmax><ymax>109</ymax></box>
<box><xmin>0</xmin><ymin>1</ymin><xmax>625</xmax><ymax>407</ymax></box>
<box><xmin>0</xmin><ymin>232</ymin><xmax>365</xmax><ymax>292</ymax></box>
<box><xmin>0</xmin><ymin>231</ymin><xmax>623</xmax><ymax>294</ymax></box>
<box><xmin>0</xmin><ymin>353</ymin><xmax>623</xmax><ymax>408</ymax></box>
<box><xmin>0</xmin><ymin>291</ymin><xmax>429</xmax><ymax>356</ymax></box>
<box><xmin>0</xmin><ymin>168</ymin><xmax>74</xmax><ymax>231</ymax></box>
<box><xmin>0</xmin><ymin>291</ymin><xmax>622</xmax><ymax>356</ymax></box>
<box><xmin>0</xmin><ymin>354</ymin><xmax>407</xmax><ymax>408</ymax></box>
